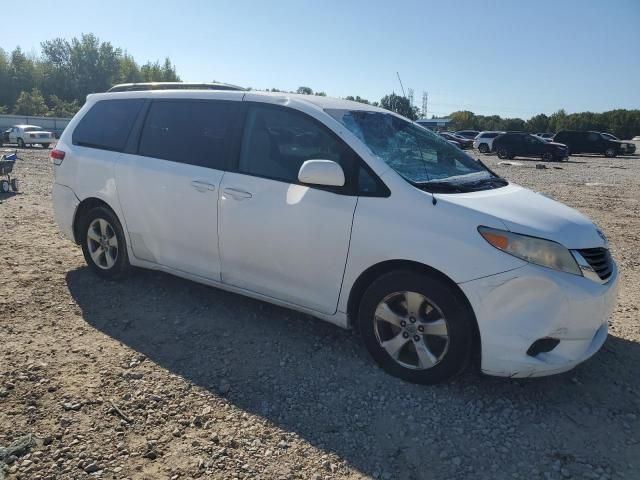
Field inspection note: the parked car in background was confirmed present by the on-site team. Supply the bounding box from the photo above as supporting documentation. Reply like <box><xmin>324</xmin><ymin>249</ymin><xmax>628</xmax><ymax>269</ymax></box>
<box><xmin>439</xmin><ymin>132</ymin><xmax>473</xmax><ymax>149</ymax></box>
<box><xmin>52</xmin><ymin>87</ymin><xmax>617</xmax><ymax>384</ymax></box>
<box><xmin>0</xmin><ymin>125</ymin><xmax>55</xmax><ymax>148</ymax></box>
<box><xmin>553</xmin><ymin>130</ymin><xmax>633</xmax><ymax>157</ymax></box>
<box><xmin>454</xmin><ymin>130</ymin><xmax>480</xmax><ymax>140</ymax></box>
<box><xmin>536</xmin><ymin>133</ymin><xmax>554</xmax><ymax>140</ymax></box>
<box><xmin>534</xmin><ymin>133</ymin><xmax>554</xmax><ymax>142</ymax></box>
<box><xmin>600</xmin><ymin>133</ymin><xmax>636</xmax><ymax>154</ymax></box>
<box><xmin>493</xmin><ymin>132</ymin><xmax>568</xmax><ymax>161</ymax></box>
<box><xmin>474</xmin><ymin>131</ymin><xmax>505</xmax><ymax>153</ymax></box>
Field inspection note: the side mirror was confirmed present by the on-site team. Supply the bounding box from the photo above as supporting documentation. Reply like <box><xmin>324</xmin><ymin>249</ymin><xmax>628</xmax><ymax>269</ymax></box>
<box><xmin>298</xmin><ymin>159</ymin><xmax>345</xmax><ymax>187</ymax></box>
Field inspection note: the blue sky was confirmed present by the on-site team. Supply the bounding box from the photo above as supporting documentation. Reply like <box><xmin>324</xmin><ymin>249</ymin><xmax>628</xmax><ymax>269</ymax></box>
<box><xmin>3</xmin><ymin>0</ymin><xmax>639</xmax><ymax>118</ymax></box>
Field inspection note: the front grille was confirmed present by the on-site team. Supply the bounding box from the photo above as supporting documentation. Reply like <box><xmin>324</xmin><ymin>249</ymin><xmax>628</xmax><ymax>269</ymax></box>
<box><xmin>578</xmin><ymin>248</ymin><xmax>613</xmax><ymax>281</ymax></box>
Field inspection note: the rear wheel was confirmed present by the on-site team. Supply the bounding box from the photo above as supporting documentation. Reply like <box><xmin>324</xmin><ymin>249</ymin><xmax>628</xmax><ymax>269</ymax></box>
<box><xmin>17</xmin><ymin>138</ymin><xmax>24</xmax><ymax>148</ymax></box>
<box><xmin>478</xmin><ymin>143</ymin><xmax>489</xmax><ymax>154</ymax></box>
<box><xmin>604</xmin><ymin>147</ymin><xmax>617</xmax><ymax>158</ymax></box>
<box><xmin>497</xmin><ymin>147</ymin><xmax>510</xmax><ymax>159</ymax></box>
<box><xmin>80</xmin><ymin>206</ymin><xmax>130</xmax><ymax>279</ymax></box>
<box><xmin>41</xmin><ymin>143</ymin><xmax>50</xmax><ymax>149</ymax></box>
<box><xmin>10</xmin><ymin>178</ymin><xmax>18</xmax><ymax>192</ymax></box>
<box><xmin>358</xmin><ymin>271</ymin><xmax>474</xmax><ymax>384</ymax></box>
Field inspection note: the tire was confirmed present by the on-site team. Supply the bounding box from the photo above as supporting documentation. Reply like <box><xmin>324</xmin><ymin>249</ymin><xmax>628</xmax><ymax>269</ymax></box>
<box><xmin>10</xmin><ymin>178</ymin><xmax>18</xmax><ymax>192</ymax></box>
<box><xmin>478</xmin><ymin>143</ymin><xmax>489</xmax><ymax>154</ymax></box>
<box><xmin>0</xmin><ymin>180</ymin><xmax>9</xmax><ymax>193</ymax></box>
<box><xmin>497</xmin><ymin>147</ymin><xmax>510</xmax><ymax>159</ymax></box>
<box><xmin>358</xmin><ymin>270</ymin><xmax>474</xmax><ymax>384</ymax></box>
<box><xmin>17</xmin><ymin>138</ymin><xmax>24</xmax><ymax>148</ymax></box>
<box><xmin>41</xmin><ymin>143</ymin><xmax>50</xmax><ymax>149</ymax></box>
<box><xmin>604</xmin><ymin>147</ymin><xmax>617</xmax><ymax>158</ymax></box>
<box><xmin>80</xmin><ymin>206</ymin><xmax>130</xmax><ymax>279</ymax></box>
<box><xmin>542</xmin><ymin>151</ymin><xmax>554</xmax><ymax>162</ymax></box>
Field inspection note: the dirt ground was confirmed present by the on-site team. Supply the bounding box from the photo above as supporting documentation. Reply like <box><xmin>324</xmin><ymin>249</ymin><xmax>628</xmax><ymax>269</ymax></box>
<box><xmin>1</xmin><ymin>146</ymin><xmax>639</xmax><ymax>480</ymax></box>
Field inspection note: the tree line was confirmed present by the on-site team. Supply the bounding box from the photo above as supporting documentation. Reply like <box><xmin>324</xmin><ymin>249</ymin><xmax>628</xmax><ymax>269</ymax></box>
<box><xmin>1</xmin><ymin>34</ymin><xmax>637</xmax><ymax>138</ymax></box>
<box><xmin>446</xmin><ymin>109</ymin><xmax>640</xmax><ymax>140</ymax></box>
<box><xmin>0</xmin><ymin>34</ymin><xmax>179</xmax><ymax>117</ymax></box>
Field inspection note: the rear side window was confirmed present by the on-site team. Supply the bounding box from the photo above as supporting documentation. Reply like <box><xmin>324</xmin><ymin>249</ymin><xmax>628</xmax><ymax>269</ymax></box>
<box><xmin>238</xmin><ymin>105</ymin><xmax>353</xmax><ymax>184</ymax></box>
<box><xmin>138</xmin><ymin>100</ymin><xmax>240</xmax><ymax>169</ymax></box>
<box><xmin>73</xmin><ymin>99</ymin><xmax>144</xmax><ymax>151</ymax></box>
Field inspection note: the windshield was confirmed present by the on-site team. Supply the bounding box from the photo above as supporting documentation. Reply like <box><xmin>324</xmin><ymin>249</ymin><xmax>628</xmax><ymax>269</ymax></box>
<box><xmin>326</xmin><ymin>109</ymin><xmax>505</xmax><ymax>191</ymax></box>
<box><xmin>23</xmin><ymin>126</ymin><xmax>42</xmax><ymax>132</ymax></box>
<box><xmin>602</xmin><ymin>133</ymin><xmax>617</xmax><ymax>140</ymax></box>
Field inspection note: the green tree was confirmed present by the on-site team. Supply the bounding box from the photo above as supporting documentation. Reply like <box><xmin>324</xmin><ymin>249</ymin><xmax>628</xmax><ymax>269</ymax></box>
<box><xmin>548</xmin><ymin>109</ymin><xmax>568</xmax><ymax>133</ymax></box>
<box><xmin>13</xmin><ymin>88</ymin><xmax>49</xmax><ymax>115</ymax></box>
<box><xmin>345</xmin><ymin>95</ymin><xmax>371</xmax><ymax>105</ymax></box>
<box><xmin>118</xmin><ymin>53</ymin><xmax>142</xmax><ymax>83</ymax></box>
<box><xmin>140</xmin><ymin>58</ymin><xmax>180</xmax><ymax>82</ymax></box>
<box><xmin>47</xmin><ymin>95</ymin><xmax>80</xmax><ymax>117</ymax></box>
<box><xmin>380</xmin><ymin>93</ymin><xmax>419</xmax><ymax>120</ymax></box>
<box><xmin>296</xmin><ymin>86</ymin><xmax>313</xmax><ymax>95</ymax></box>
<box><xmin>448</xmin><ymin>110</ymin><xmax>477</xmax><ymax>130</ymax></box>
<box><xmin>526</xmin><ymin>113</ymin><xmax>550</xmax><ymax>132</ymax></box>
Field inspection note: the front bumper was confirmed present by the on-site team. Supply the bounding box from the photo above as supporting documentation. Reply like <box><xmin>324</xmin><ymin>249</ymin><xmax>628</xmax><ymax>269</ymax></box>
<box><xmin>459</xmin><ymin>262</ymin><xmax>619</xmax><ymax>378</ymax></box>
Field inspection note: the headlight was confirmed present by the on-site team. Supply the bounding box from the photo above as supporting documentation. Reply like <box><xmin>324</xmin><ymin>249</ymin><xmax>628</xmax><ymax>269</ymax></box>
<box><xmin>478</xmin><ymin>226</ymin><xmax>582</xmax><ymax>276</ymax></box>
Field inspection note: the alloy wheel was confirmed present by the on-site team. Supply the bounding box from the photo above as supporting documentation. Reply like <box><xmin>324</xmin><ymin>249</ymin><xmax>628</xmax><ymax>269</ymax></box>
<box><xmin>87</xmin><ymin>218</ymin><xmax>118</xmax><ymax>269</ymax></box>
<box><xmin>373</xmin><ymin>291</ymin><xmax>450</xmax><ymax>370</ymax></box>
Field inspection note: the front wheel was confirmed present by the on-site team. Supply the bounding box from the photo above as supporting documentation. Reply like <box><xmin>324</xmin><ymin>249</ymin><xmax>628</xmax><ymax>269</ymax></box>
<box><xmin>478</xmin><ymin>143</ymin><xmax>489</xmax><ymax>154</ymax></box>
<box><xmin>0</xmin><ymin>180</ymin><xmax>9</xmax><ymax>193</ymax></box>
<box><xmin>41</xmin><ymin>143</ymin><xmax>50</xmax><ymax>149</ymax></box>
<box><xmin>10</xmin><ymin>178</ymin><xmax>18</xmax><ymax>192</ymax></box>
<box><xmin>80</xmin><ymin>206</ymin><xmax>130</xmax><ymax>279</ymax></box>
<box><xmin>358</xmin><ymin>271</ymin><xmax>474</xmax><ymax>384</ymax></box>
<box><xmin>542</xmin><ymin>151</ymin><xmax>554</xmax><ymax>162</ymax></box>
<box><xmin>604</xmin><ymin>147</ymin><xmax>617</xmax><ymax>158</ymax></box>
<box><xmin>17</xmin><ymin>138</ymin><xmax>24</xmax><ymax>148</ymax></box>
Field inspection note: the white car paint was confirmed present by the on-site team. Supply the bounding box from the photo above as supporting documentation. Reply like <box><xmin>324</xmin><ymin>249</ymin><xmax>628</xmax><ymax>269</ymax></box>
<box><xmin>52</xmin><ymin>89</ymin><xmax>618</xmax><ymax>378</ymax></box>
<box><xmin>5</xmin><ymin>124</ymin><xmax>55</xmax><ymax>146</ymax></box>
<box><xmin>473</xmin><ymin>131</ymin><xmax>505</xmax><ymax>152</ymax></box>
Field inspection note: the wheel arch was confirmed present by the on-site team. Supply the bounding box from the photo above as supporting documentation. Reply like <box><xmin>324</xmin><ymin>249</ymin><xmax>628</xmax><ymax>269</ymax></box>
<box><xmin>346</xmin><ymin>259</ymin><xmax>481</xmax><ymax>361</ymax></box>
<box><xmin>72</xmin><ymin>197</ymin><xmax>120</xmax><ymax>244</ymax></box>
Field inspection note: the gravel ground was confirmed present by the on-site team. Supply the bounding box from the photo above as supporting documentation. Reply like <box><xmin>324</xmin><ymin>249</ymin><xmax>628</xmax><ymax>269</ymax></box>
<box><xmin>0</xmin><ymin>147</ymin><xmax>639</xmax><ymax>480</ymax></box>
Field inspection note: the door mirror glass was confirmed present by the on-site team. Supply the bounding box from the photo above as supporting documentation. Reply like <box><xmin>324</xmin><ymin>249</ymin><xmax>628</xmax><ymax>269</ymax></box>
<box><xmin>298</xmin><ymin>159</ymin><xmax>345</xmax><ymax>187</ymax></box>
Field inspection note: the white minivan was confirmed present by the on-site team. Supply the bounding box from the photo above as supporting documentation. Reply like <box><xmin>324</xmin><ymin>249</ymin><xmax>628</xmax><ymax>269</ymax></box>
<box><xmin>52</xmin><ymin>86</ymin><xmax>619</xmax><ymax>384</ymax></box>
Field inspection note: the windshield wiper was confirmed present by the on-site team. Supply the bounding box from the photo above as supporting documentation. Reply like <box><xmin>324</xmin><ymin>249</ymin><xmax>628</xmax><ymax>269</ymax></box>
<box><xmin>463</xmin><ymin>177</ymin><xmax>509</xmax><ymax>189</ymax></box>
<box><xmin>412</xmin><ymin>181</ymin><xmax>470</xmax><ymax>193</ymax></box>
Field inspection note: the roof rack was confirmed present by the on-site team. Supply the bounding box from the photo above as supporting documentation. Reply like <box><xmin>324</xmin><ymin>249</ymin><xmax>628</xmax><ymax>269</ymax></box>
<box><xmin>107</xmin><ymin>82</ymin><xmax>245</xmax><ymax>93</ymax></box>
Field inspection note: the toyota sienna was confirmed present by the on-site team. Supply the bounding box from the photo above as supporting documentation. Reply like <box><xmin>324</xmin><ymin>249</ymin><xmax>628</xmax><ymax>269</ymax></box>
<box><xmin>52</xmin><ymin>87</ymin><xmax>619</xmax><ymax>384</ymax></box>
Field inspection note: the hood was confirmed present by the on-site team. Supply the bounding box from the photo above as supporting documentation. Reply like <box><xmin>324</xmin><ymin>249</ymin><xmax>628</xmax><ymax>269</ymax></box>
<box><xmin>438</xmin><ymin>183</ymin><xmax>605</xmax><ymax>249</ymax></box>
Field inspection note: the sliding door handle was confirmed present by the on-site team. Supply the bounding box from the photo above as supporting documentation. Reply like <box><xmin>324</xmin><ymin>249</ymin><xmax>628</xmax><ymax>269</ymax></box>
<box><xmin>191</xmin><ymin>180</ymin><xmax>216</xmax><ymax>192</ymax></box>
<box><xmin>223</xmin><ymin>187</ymin><xmax>253</xmax><ymax>200</ymax></box>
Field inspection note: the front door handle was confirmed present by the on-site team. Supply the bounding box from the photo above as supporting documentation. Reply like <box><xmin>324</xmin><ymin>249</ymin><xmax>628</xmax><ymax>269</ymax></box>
<box><xmin>223</xmin><ymin>187</ymin><xmax>253</xmax><ymax>200</ymax></box>
<box><xmin>191</xmin><ymin>180</ymin><xmax>216</xmax><ymax>192</ymax></box>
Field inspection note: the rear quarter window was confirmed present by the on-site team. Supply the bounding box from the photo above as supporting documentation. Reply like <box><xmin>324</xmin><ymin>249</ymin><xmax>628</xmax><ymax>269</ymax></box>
<box><xmin>73</xmin><ymin>99</ymin><xmax>144</xmax><ymax>151</ymax></box>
